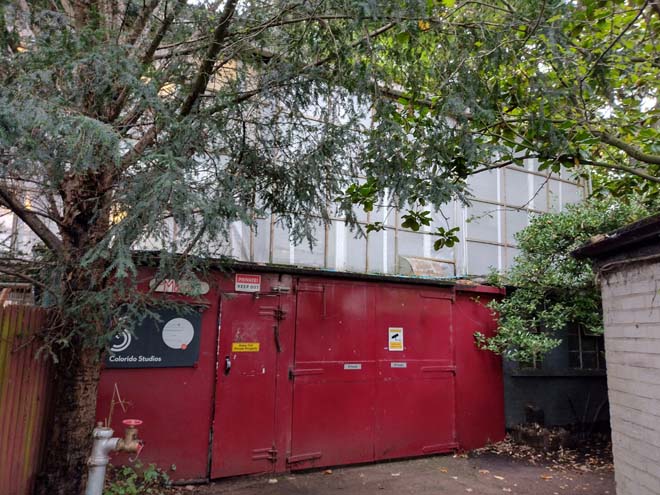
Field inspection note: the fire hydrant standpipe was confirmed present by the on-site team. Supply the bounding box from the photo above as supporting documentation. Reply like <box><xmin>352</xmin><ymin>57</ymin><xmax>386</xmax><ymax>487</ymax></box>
<box><xmin>85</xmin><ymin>419</ymin><xmax>144</xmax><ymax>495</ymax></box>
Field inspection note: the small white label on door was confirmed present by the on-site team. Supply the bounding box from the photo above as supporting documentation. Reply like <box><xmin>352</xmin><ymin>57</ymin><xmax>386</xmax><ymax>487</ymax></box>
<box><xmin>390</xmin><ymin>362</ymin><xmax>407</xmax><ymax>368</ymax></box>
<box><xmin>344</xmin><ymin>363</ymin><xmax>362</xmax><ymax>370</ymax></box>
<box><xmin>235</xmin><ymin>274</ymin><xmax>261</xmax><ymax>292</ymax></box>
<box><xmin>388</xmin><ymin>327</ymin><xmax>404</xmax><ymax>351</ymax></box>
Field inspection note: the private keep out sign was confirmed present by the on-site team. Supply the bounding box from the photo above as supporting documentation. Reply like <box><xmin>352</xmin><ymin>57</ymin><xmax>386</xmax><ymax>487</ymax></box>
<box><xmin>235</xmin><ymin>274</ymin><xmax>261</xmax><ymax>292</ymax></box>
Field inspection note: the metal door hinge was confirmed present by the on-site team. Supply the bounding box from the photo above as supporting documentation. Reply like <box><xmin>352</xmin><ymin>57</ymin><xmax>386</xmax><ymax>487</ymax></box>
<box><xmin>287</xmin><ymin>451</ymin><xmax>322</xmax><ymax>464</ymax></box>
<box><xmin>252</xmin><ymin>447</ymin><xmax>277</xmax><ymax>462</ymax></box>
<box><xmin>258</xmin><ymin>307</ymin><xmax>287</xmax><ymax>320</ymax></box>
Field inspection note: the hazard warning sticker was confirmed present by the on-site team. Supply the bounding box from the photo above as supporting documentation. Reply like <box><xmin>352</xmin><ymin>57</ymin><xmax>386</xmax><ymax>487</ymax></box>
<box><xmin>388</xmin><ymin>327</ymin><xmax>404</xmax><ymax>351</ymax></box>
<box><xmin>232</xmin><ymin>342</ymin><xmax>260</xmax><ymax>352</ymax></box>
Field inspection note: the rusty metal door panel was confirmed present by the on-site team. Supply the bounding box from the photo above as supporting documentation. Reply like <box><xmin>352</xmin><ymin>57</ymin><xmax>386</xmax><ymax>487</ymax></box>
<box><xmin>289</xmin><ymin>282</ymin><xmax>376</xmax><ymax>469</ymax></box>
<box><xmin>211</xmin><ymin>293</ymin><xmax>281</xmax><ymax>478</ymax></box>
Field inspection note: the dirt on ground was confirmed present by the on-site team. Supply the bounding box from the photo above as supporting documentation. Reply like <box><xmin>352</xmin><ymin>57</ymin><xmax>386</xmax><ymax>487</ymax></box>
<box><xmin>172</xmin><ymin>436</ymin><xmax>615</xmax><ymax>495</ymax></box>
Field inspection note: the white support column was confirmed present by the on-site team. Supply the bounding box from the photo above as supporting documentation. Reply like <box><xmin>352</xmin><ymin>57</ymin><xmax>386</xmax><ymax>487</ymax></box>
<box><xmin>230</xmin><ymin>221</ymin><xmax>244</xmax><ymax>260</ymax></box>
<box><xmin>382</xmin><ymin>190</ymin><xmax>389</xmax><ymax>273</ymax></box>
<box><xmin>335</xmin><ymin>220</ymin><xmax>346</xmax><ymax>270</ymax></box>
<box><xmin>496</xmin><ymin>168</ymin><xmax>504</xmax><ymax>272</ymax></box>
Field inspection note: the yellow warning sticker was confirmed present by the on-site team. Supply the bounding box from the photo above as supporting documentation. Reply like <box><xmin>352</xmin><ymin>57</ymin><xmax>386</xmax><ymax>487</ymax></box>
<box><xmin>232</xmin><ymin>342</ymin><xmax>260</xmax><ymax>352</ymax></box>
<box><xmin>388</xmin><ymin>327</ymin><xmax>404</xmax><ymax>351</ymax></box>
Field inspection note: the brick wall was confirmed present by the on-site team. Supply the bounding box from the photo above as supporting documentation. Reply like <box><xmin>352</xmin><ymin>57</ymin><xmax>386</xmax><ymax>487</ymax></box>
<box><xmin>601</xmin><ymin>260</ymin><xmax>660</xmax><ymax>495</ymax></box>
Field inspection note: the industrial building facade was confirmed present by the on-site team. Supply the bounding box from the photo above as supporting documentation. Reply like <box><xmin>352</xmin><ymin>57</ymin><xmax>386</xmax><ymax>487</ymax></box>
<box><xmin>97</xmin><ymin>267</ymin><xmax>505</xmax><ymax>481</ymax></box>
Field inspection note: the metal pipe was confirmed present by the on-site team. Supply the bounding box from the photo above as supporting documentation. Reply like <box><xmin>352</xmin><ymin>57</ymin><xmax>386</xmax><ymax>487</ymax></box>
<box><xmin>85</xmin><ymin>424</ymin><xmax>120</xmax><ymax>495</ymax></box>
<box><xmin>85</xmin><ymin>420</ymin><xmax>143</xmax><ymax>495</ymax></box>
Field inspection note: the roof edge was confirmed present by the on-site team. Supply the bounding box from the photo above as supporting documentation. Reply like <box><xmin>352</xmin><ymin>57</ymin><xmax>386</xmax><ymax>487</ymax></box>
<box><xmin>573</xmin><ymin>212</ymin><xmax>660</xmax><ymax>260</ymax></box>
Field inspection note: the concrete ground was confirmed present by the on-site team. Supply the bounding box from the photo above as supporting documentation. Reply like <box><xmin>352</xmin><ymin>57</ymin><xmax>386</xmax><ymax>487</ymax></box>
<box><xmin>182</xmin><ymin>453</ymin><xmax>615</xmax><ymax>495</ymax></box>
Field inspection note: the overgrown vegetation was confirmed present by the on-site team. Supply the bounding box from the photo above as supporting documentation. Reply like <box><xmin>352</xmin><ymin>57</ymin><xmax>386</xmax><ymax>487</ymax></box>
<box><xmin>476</xmin><ymin>197</ymin><xmax>656</xmax><ymax>363</ymax></box>
<box><xmin>104</xmin><ymin>462</ymin><xmax>170</xmax><ymax>495</ymax></box>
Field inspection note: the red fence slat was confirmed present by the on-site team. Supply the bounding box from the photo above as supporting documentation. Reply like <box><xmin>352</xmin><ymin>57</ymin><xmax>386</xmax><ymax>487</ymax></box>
<box><xmin>0</xmin><ymin>305</ymin><xmax>53</xmax><ymax>495</ymax></box>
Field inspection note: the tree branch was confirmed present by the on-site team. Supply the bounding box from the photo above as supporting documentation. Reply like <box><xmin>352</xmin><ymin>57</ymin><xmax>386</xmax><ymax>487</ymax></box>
<box><xmin>0</xmin><ymin>184</ymin><xmax>64</xmax><ymax>256</ymax></box>
<box><xmin>593</xmin><ymin>131</ymin><xmax>660</xmax><ymax>165</ymax></box>
<box><xmin>578</xmin><ymin>158</ymin><xmax>660</xmax><ymax>183</ymax></box>
<box><xmin>471</xmin><ymin>155</ymin><xmax>538</xmax><ymax>174</ymax></box>
<box><xmin>581</xmin><ymin>1</ymin><xmax>648</xmax><ymax>82</ymax></box>
<box><xmin>179</xmin><ymin>0</ymin><xmax>239</xmax><ymax>117</ymax></box>
<box><xmin>139</xmin><ymin>0</ymin><xmax>187</xmax><ymax>65</ymax></box>
<box><xmin>208</xmin><ymin>21</ymin><xmax>398</xmax><ymax>114</ymax></box>
<box><xmin>0</xmin><ymin>266</ymin><xmax>50</xmax><ymax>291</ymax></box>
<box><xmin>125</xmin><ymin>0</ymin><xmax>161</xmax><ymax>46</ymax></box>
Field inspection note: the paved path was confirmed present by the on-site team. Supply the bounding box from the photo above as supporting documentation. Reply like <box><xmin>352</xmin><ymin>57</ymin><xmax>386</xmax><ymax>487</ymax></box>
<box><xmin>184</xmin><ymin>453</ymin><xmax>614</xmax><ymax>495</ymax></box>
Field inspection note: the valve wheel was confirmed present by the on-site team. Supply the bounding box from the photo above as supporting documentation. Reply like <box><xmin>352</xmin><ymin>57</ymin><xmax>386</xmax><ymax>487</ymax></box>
<box><xmin>122</xmin><ymin>419</ymin><xmax>143</xmax><ymax>426</ymax></box>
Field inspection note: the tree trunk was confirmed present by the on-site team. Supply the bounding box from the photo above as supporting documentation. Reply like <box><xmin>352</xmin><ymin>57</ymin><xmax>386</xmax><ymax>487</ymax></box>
<box><xmin>35</xmin><ymin>343</ymin><xmax>103</xmax><ymax>495</ymax></box>
<box><xmin>34</xmin><ymin>171</ymin><xmax>115</xmax><ymax>494</ymax></box>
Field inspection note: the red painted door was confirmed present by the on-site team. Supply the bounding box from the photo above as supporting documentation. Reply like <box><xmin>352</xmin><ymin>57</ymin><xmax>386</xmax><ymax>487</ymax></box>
<box><xmin>374</xmin><ymin>287</ymin><xmax>457</xmax><ymax>459</ymax></box>
<box><xmin>288</xmin><ymin>281</ymin><xmax>377</xmax><ymax>470</ymax></box>
<box><xmin>211</xmin><ymin>293</ymin><xmax>282</xmax><ymax>478</ymax></box>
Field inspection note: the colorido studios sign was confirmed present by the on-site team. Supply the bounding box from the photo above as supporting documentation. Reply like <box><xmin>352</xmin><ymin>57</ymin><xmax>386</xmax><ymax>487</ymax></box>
<box><xmin>106</xmin><ymin>308</ymin><xmax>203</xmax><ymax>368</ymax></box>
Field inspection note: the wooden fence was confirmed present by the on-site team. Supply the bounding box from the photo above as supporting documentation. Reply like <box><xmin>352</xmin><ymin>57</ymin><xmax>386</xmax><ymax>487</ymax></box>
<box><xmin>0</xmin><ymin>303</ymin><xmax>53</xmax><ymax>495</ymax></box>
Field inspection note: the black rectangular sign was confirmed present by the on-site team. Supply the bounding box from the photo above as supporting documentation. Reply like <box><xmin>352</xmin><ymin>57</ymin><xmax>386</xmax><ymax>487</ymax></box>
<box><xmin>105</xmin><ymin>308</ymin><xmax>203</xmax><ymax>368</ymax></box>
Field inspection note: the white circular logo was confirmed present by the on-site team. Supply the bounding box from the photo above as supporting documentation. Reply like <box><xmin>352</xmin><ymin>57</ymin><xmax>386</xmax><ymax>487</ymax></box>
<box><xmin>110</xmin><ymin>330</ymin><xmax>132</xmax><ymax>353</ymax></box>
<box><xmin>162</xmin><ymin>318</ymin><xmax>194</xmax><ymax>350</ymax></box>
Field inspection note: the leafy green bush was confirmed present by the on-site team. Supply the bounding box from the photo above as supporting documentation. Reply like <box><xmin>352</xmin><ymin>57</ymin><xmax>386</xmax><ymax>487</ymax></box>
<box><xmin>104</xmin><ymin>462</ymin><xmax>170</xmax><ymax>495</ymax></box>
<box><xmin>476</xmin><ymin>197</ymin><xmax>656</xmax><ymax>363</ymax></box>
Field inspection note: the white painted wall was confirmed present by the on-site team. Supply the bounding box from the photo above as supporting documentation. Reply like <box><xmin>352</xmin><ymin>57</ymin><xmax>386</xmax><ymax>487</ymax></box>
<box><xmin>601</xmin><ymin>260</ymin><xmax>660</xmax><ymax>495</ymax></box>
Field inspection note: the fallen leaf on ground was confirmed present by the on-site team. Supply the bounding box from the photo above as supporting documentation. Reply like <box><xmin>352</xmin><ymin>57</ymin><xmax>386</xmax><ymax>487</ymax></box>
<box><xmin>478</xmin><ymin>469</ymin><xmax>490</xmax><ymax>474</ymax></box>
<box><xmin>494</xmin><ymin>475</ymin><xmax>505</xmax><ymax>480</ymax></box>
<box><xmin>439</xmin><ymin>468</ymin><xmax>448</xmax><ymax>473</ymax></box>
<box><xmin>323</xmin><ymin>469</ymin><xmax>333</xmax><ymax>475</ymax></box>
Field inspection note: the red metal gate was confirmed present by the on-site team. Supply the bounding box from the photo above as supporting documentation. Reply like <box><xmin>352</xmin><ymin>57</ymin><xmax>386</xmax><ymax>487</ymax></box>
<box><xmin>211</xmin><ymin>293</ymin><xmax>283</xmax><ymax>477</ymax></box>
<box><xmin>374</xmin><ymin>287</ymin><xmax>456</xmax><ymax>459</ymax></box>
<box><xmin>289</xmin><ymin>282</ymin><xmax>376</xmax><ymax>468</ymax></box>
<box><xmin>96</xmin><ymin>269</ymin><xmax>504</xmax><ymax>482</ymax></box>
<box><xmin>287</xmin><ymin>281</ymin><xmax>457</xmax><ymax>470</ymax></box>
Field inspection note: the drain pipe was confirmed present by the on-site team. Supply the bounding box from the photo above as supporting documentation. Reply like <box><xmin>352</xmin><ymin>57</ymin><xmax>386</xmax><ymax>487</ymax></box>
<box><xmin>85</xmin><ymin>419</ymin><xmax>144</xmax><ymax>495</ymax></box>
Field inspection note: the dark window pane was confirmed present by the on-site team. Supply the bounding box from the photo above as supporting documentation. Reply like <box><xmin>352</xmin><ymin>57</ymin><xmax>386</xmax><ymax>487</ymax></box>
<box><xmin>582</xmin><ymin>352</ymin><xmax>598</xmax><ymax>369</ymax></box>
<box><xmin>581</xmin><ymin>336</ymin><xmax>598</xmax><ymax>352</ymax></box>
<box><xmin>569</xmin><ymin>351</ymin><xmax>581</xmax><ymax>369</ymax></box>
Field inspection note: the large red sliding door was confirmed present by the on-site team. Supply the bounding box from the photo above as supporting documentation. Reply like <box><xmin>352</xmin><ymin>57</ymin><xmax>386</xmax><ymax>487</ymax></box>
<box><xmin>374</xmin><ymin>287</ymin><xmax>456</xmax><ymax>459</ymax></box>
<box><xmin>288</xmin><ymin>282</ymin><xmax>376</xmax><ymax>469</ymax></box>
<box><xmin>287</xmin><ymin>280</ymin><xmax>456</xmax><ymax>471</ymax></box>
<box><xmin>210</xmin><ymin>278</ymin><xmax>459</xmax><ymax>478</ymax></box>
